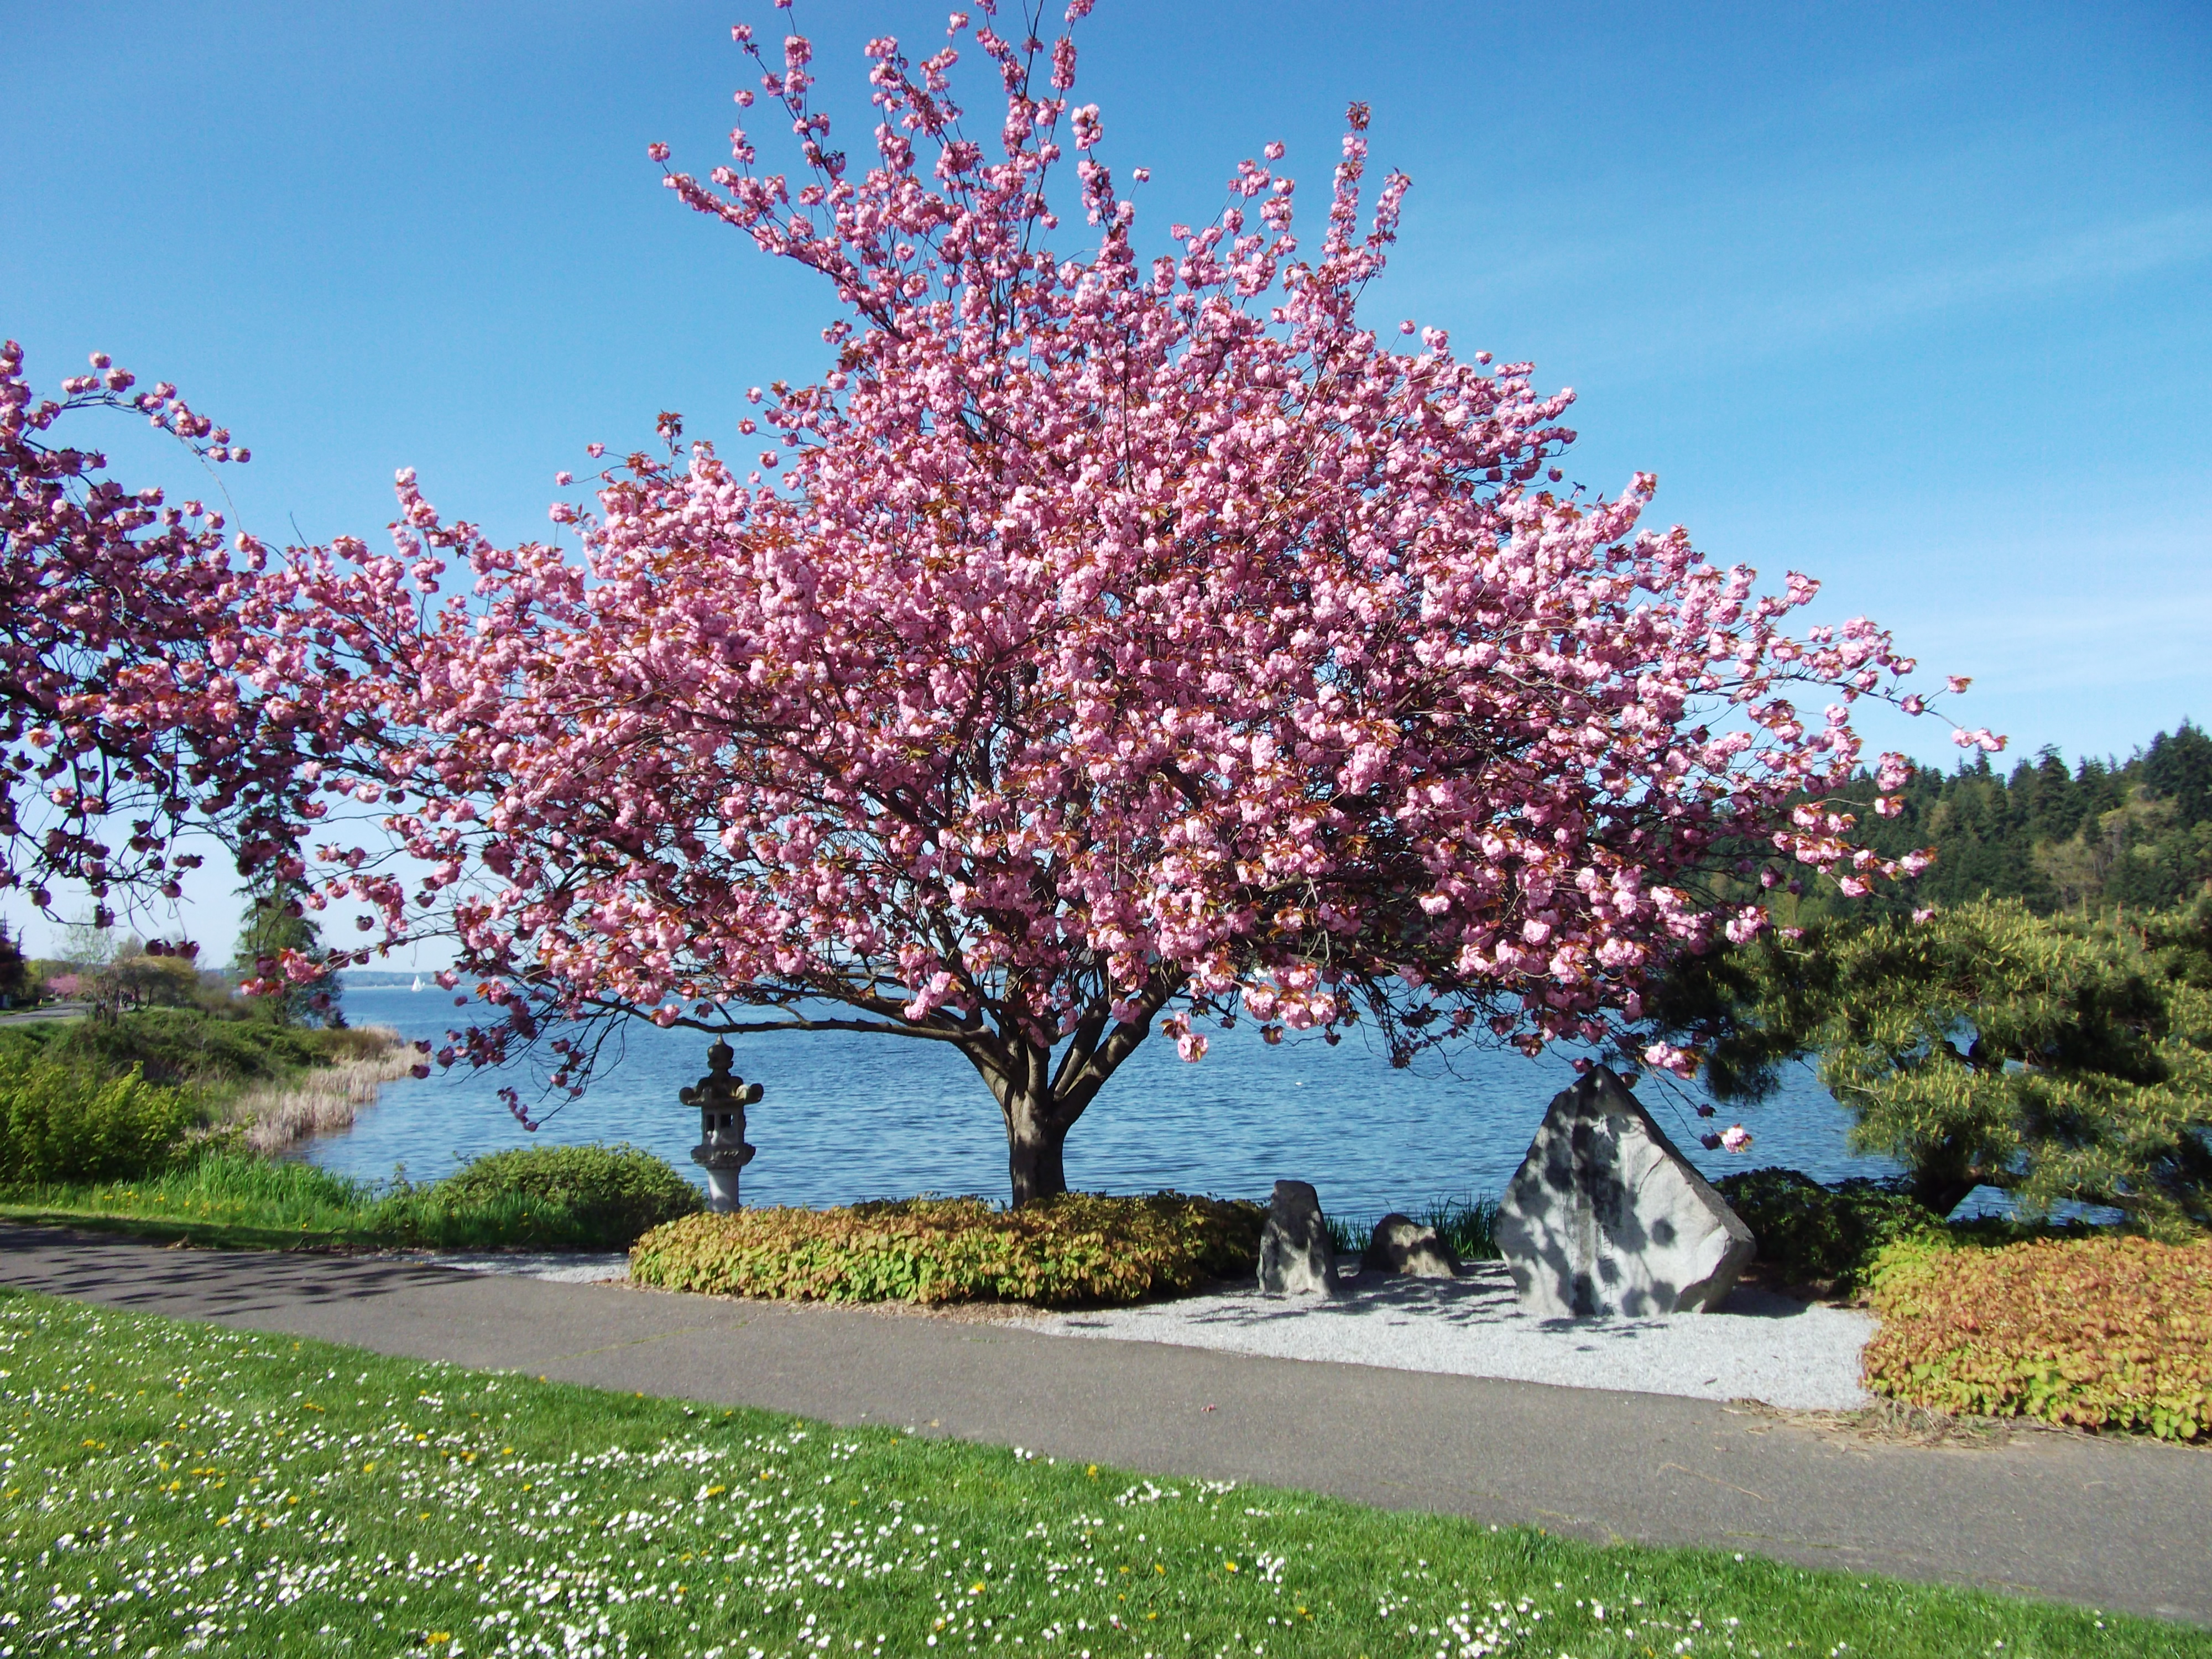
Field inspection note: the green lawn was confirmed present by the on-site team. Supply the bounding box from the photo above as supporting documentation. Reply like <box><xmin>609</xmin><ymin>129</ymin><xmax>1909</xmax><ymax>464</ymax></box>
<box><xmin>1</xmin><ymin>1290</ymin><xmax>2197</xmax><ymax>1658</ymax></box>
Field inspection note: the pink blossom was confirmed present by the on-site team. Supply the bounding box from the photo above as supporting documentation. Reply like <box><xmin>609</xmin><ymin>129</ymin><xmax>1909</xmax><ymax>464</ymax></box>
<box><xmin>1720</xmin><ymin>1124</ymin><xmax>1753</xmax><ymax>1153</ymax></box>
<box><xmin>1723</xmin><ymin>906</ymin><xmax>1767</xmax><ymax>946</ymax></box>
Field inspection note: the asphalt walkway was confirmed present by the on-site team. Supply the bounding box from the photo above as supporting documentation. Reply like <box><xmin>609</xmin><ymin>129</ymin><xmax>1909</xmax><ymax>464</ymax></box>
<box><xmin>3</xmin><ymin>1223</ymin><xmax>2205</xmax><ymax>1627</ymax></box>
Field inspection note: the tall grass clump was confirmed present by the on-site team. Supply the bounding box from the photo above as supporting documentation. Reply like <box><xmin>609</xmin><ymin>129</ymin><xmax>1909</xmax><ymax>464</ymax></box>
<box><xmin>227</xmin><ymin>1039</ymin><xmax>418</xmax><ymax>1154</ymax></box>
<box><xmin>1326</xmin><ymin>1194</ymin><xmax>1500</xmax><ymax>1262</ymax></box>
<box><xmin>8</xmin><ymin>1152</ymin><xmax>380</xmax><ymax>1240</ymax></box>
<box><xmin>4</xmin><ymin>1141</ymin><xmax>703</xmax><ymax>1253</ymax></box>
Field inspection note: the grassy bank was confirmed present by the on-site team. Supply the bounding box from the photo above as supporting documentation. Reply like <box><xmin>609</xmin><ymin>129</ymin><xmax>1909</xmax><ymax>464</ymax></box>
<box><xmin>2</xmin><ymin>1008</ymin><xmax>704</xmax><ymax>1253</ymax></box>
<box><xmin>0</xmin><ymin>1008</ymin><xmax>416</xmax><ymax>1202</ymax></box>
<box><xmin>1</xmin><ymin>1288</ymin><xmax>2194</xmax><ymax>1658</ymax></box>
<box><xmin>0</xmin><ymin>1144</ymin><xmax>701</xmax><ymax>1253</ymax></box>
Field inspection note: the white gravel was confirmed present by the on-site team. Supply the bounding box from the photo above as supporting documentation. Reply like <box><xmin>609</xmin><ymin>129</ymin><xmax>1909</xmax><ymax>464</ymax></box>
<box><xmin>409</xmin><ymin>1251</ymin><xmax>1872</xmax><ymax>1412</ymax></box>
<box><xmin>1021</xmin><ymin>1259</ymin><xmax>1875</xmax><ymax>1412</ymax></box>
<box><xmin>419</xmin><ymin>1251</ymin><xmax>631</xmax><ymax>1284</ymax></box>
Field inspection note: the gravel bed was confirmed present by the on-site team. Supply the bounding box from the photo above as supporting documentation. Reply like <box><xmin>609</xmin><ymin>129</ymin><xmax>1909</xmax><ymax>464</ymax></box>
<box><xmin>411</xmin><ymin>1252</ymin><xmax>1872</xmax><ymax>1412</ymax></box>
<box><xmin>1021</xmin><ymin>1259</ymin><xmax>1876</xmax><ymax>1412</ymax></box>
<box><xmin>419</xmin><ymin>1251</ymin><xmax>630</xmax><ymax>1284</ymax></box>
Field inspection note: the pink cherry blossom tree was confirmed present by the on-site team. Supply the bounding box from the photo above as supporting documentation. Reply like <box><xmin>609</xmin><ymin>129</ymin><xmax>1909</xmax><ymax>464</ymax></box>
<box><xmin>0</xmin><ymin>340</ymin><xmax>292</xmax><ymax>936</ymax></box>
<box><xmin>267</xmin><ymin>6</ymin><xmax>1989</xmax><ymax>1202</ymax></box>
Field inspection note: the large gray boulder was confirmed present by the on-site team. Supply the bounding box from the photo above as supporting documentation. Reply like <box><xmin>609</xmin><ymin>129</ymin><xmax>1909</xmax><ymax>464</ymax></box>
<box><xmin>1363</xmin><ymin>1213</ymin><xmax>1461</xmax><ymax>1278</ymax></box>
<box><xmin>1496</xmin><ymin>1066</ymin><xmax>1754</xmax><ymax>1317</ymax></box>
<box><xmin>1257</xmin><ymin>1180</ymin><xmax>1339</xmax><ymax>1296</ymax></box>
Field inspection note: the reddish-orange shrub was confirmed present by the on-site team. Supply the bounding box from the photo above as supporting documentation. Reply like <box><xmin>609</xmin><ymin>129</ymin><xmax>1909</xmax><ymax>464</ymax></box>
<box><xmin>1863</xmin><ymin>1234</ymin><xmax>2212</xmax><ymax>1441</ymax></box>
<box><xmin>630</xmin><ymin>1192</ymin><xmax>1263</xmax><ymax>1307</ymax></box>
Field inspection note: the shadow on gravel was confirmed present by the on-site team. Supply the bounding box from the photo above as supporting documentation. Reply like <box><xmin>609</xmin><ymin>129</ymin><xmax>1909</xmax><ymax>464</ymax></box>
<box><xmin>1077</xmin><ymin>1261</ymin><xmax>1823</xmax><ymax>1338</ymax></box>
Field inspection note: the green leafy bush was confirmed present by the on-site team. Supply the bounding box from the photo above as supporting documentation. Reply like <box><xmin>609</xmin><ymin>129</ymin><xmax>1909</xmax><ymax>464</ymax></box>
<box><xmin>399</xmin><ymin>1144</ymin><xmax>702</xmax><ymax>1249</ymax></box>
<box><xmin>0</xmin><ymin>1008</ymin><xmax>326</xmax><ymax>1088</ymax></box>
<box><xmin>1714</xmin><ymin>1166</ymin><xmax>1940</xmax><ymax>1292</ymax></box>
<box><xmin>0</xmin><ymin>1052</ymin><xmax>200</xmax><ymax>1185</ymax></box>
<box><xmin>1862</xmin><ymin>1233</ymin><xmax>2212</xmax><ymax>1441</ymax></box>
<box><xmin>631</xmin><ymin>1192</ymin><xmax>1265</xmax><ymax>1306</ymax></box>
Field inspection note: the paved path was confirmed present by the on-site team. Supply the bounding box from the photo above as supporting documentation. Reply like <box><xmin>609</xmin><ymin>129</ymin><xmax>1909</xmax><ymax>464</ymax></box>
<box><xmin>4</xmin><ymin>1224</ymin><xmax>2206</xmax><ymax>1627</ymax></box>
<box><xmin>0</xmin><ymin>1003</ymin><xmax>85</xmax><ymax>1026</ymax></box>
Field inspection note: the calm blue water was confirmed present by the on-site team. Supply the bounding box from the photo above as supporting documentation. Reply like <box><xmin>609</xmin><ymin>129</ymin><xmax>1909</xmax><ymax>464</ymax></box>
<box><xmin>306</xmin><ymin>985</ymin><xmax>1903</xmax><ymax>1216</ymax></box>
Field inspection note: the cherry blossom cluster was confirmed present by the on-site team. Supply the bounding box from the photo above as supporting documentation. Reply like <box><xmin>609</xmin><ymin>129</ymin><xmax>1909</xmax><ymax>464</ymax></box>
<box><xmin>0</xmin><ymin>342</ymin><xmax>285</xmax><ymax>930</ymax></box>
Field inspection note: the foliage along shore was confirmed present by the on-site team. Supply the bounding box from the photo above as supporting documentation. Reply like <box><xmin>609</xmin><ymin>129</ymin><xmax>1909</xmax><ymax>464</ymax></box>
<box><xmin>0</xmin><ymin>1006</ymin><xmax>704</xmax><ymax>1251</ymax></box>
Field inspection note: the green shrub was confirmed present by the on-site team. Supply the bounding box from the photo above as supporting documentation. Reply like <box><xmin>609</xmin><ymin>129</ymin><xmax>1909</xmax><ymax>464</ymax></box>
<box><xmin>397</xmin><ymin>1144</ymin><xmax>702</xmax><ymax>1250</ymax></box>
<box><xmin>630</xmin><ymin>1191</ymin><xmax>1265</xmax><ymax>1306</ymax></box>
<box><xmin>1</xmin><ymin>1008</ymin><xmax>326</xmax><ymax>1088</ymax></box>
<box><xmin>1862</xmin><ymin>1233</ymin><xmax>2212</xmax><ymax>1441</ymax></box>
<box><xmin>1714</xmin><ymin>1166</ymin><xmax>1941</xmax><ymax>1292</ymax></box>
<box><xmin>0</xmin><ymin>1052</ymin><xmax>200</xmax><ymax>1185</ymax></box>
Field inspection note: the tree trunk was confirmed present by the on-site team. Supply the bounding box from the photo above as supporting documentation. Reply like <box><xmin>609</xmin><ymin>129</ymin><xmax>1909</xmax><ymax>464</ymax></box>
<box><xmin>1004</xmin><ymin>1088</ymin><xmax>1070</xmax><ymax>1207</ymax></box>
<box><xmin>1907</xmin><ymin>1145</ymin><xmax>1981</xmax><ymax>1220</ymax></box>
<box><xmin>963</xmin><ymin>982</ymin><xmax>1182</xmax><ymax>1207</ymax></box>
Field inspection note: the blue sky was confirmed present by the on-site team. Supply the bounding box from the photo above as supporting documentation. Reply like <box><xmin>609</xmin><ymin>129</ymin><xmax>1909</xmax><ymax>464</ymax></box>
<box><xmin>4</xmin><ymin>0</ymin><xmax>2208</xmax><ymax>958</ymax></box>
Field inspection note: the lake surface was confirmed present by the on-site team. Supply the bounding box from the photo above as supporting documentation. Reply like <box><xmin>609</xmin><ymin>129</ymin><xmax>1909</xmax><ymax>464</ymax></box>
<box><xmin>309</xmin><ymin>985</ymin><xmax>1904</xmax><ymax>1217</ymax></box>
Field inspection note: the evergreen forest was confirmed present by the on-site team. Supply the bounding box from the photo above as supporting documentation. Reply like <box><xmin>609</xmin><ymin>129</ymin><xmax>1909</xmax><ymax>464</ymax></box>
<box><xmin>1832</xmin><ymin>721</ymin><xmax>2212</xmax><ymax>916</ymax></box>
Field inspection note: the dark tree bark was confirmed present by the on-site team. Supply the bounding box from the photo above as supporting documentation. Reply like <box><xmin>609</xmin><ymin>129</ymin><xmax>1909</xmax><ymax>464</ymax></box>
<box><xmin>961</xmin><ymin>978</ymin><xmax>1178</xmax><ymax>1206</ymax></box>
<box><xmin>1001</xmin><ymin>1079</ymin><xmax>1072</xmax><ymax>1206</ymax></box>
<box><xmin>1905</xmin><ymin>1131</ymin><xmax>1987</xmax><ymax>1219</ymax></box>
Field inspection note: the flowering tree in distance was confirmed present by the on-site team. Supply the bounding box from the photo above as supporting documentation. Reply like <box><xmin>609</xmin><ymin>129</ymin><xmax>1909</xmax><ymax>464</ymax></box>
<box><xmin>278</xmin><ymin>6</ymin><xmax>1992</xmax><ymax>1203</ymax></box>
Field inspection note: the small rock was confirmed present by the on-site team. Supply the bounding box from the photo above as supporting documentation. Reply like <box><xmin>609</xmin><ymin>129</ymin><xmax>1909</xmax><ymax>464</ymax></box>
<box><xmin>1496</xmin><ymin>1066</ymin><xmax>1755</xmax><ymax>1317</ymax></box>
<box><xmin>1363</xmin><ymin>1213</ymin><xmax>1462</xmax><ymax>1277</ymax></box>
<box><xmin>1257</xmin><ymin>1180</ymin><xmax>1339</xmax><ymax>1296</ymax></box>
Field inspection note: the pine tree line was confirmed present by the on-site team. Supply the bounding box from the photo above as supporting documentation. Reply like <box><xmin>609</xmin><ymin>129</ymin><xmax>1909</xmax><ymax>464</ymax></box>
<box><xmin>1837</xmin><ymin>722</ymin><xmax>2212</xmax><ymax>915</ymax></box>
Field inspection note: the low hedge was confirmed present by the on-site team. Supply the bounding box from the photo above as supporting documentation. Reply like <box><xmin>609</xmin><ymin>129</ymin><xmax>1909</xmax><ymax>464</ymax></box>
<box><xmin>404</xmin><ymin>1143</ymin><xmax>702</xmax><ymax>1249</ymax></box>
<box><xmin>1714</xmin><ymin>1166</ymin><xmax>1942</xmax><ymax>1292</ymax></box>
<box><xmin>1862</xmin><ymin>1233</ymin><xmax>2212</xmax><ymax>1441</ymax></box>
<box><xmin>629</xmin><ymin>1191</ymin><xmax>1266</xmax><ymax>1307</ymax></box>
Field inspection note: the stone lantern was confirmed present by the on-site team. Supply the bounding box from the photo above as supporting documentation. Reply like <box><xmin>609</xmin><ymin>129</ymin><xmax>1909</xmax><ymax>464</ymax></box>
<box><xmin>680</xmin><ymin>1039</ymin><xmax>760</xmax><ymax>1213</ymax></box>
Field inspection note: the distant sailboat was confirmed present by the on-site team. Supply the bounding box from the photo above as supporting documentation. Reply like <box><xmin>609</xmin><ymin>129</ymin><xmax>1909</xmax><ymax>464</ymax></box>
<box><xmin>411</xmin><ymin>975</ymin><xmax>424</xmax><ymax>993</ymax></box>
